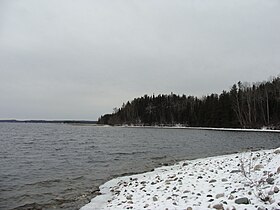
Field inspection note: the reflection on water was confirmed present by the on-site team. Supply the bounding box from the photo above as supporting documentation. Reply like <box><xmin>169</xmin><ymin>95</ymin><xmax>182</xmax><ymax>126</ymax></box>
<box><xmin>0</xmin><ymin>123</ymin><xmax>279</xmax><ymax>209</ymax></box>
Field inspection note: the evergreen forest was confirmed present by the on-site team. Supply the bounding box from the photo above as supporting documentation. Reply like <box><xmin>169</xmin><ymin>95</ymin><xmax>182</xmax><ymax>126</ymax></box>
<box><xmin>98</xmin><ymin>76</ymin><xmax>280</xmax><ymax>129</ymax></box>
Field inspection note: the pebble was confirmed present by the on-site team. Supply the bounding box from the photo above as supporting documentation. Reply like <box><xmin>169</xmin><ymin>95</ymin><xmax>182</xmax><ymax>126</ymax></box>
<box><xmin>216</xmin><ymin>193</ymin><xmax>224</xmax><ymax>199</ymax></box>
<box><xmin>266</xmin><ymin>177</ymin><xmax>274</xmax><ymax>184</ymax></box>
<box><xmin>228</xmin><ymin>195</ymin><xmax>234</xmax><ymax>200</ymax></box>
<box><xmin>230</xmin><ymin>170</ymin><xmax>241</xmax><ymax>173</ymax></box>
<box><xmin>212</xmin><ymin>203</ymin><xmax>224</xmax><ymax>209</ymax></box>
<box><xmin>274</xmin><ymin>186</ymin><xmax>279</xmax><ymax>193</ymax></box>
<box><xmin>235</xmin><ymin>197</ymin><xmax>250</xmax><ymax>204</ymax></box>
<box><xmin>254</xmin><ymin>164</ymin><xmax>264</xmax><ymax>171</ymax></box>
<box><xmin>274</xmin><ymin>149</ymin><xmax>280</xmax><ymax>154</ymax></box>
<box><xmin>268</xmin><ymin>191</ymin><xmax>274</xmax><ymax>195</ymax></box>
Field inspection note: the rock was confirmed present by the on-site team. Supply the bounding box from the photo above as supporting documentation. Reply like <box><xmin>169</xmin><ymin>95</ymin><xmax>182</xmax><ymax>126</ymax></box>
<box><xmin>230</xmin><ymin>170</ymin><xmax>241</xmax><ymax>173</ymax></box>
<box><xmin>277</xmin><ymin>167</ymin><xmax>280</xmax><ymax>174</ymax></box>
<box><xmin>208</xmin><ymin>199</ymin><xmax>214</xmax><ymax>202</ymax></box>
<box><xmin>221</xmin><ymin>178</ymin><xmax>228</xmax><ymax>182</ymax></box>
<box><xmin>268</xmin><ymin>191</ymin><xmax>274</xmax><ymax>195</ymax></box>
<box><xmin>212</xmin><ymin>203</ymin><xmax>224</xmax><ymax>209</ymax></box>
<box><xmin>274</xmin><ymin>149</ymin><xmax>280</xmax><ymax>154</ymax></box>
<box><xmin>126</xmin><ymin>195</ymin><xmax>133</xmax><ymax>200</ymax></box>
<box><xmin>266</xmin><ymin>177</ymin><xmax>274</xmax><ymax>184</ymax></box>
<box><xmin>254</xmin><ymin>164</ymin><xmax>264</xmax><ymax>171</ymax></box>
<box><xmin>235</xmin><ymin>197</ymin><xmax>250</xmax><ymax>204</ymax></box>
<box><xmin>216</xmin><ymin>193</ymin><xmax>225</xmax><ymax>199</ymax></box>
<box><xmin>186</xmin><ymin>207</ymin><xmax>192</xmax><ymax>210</ymax></box>
<box><xmin>183</xmin><ymin>162</ymin><xmax>188</xmax><ymax>166</ymax></box>
<box><xmin>228</xmin><ymin>195</ymin><xmax>234</xmax><ymax>200</ymax></box>
<box><xmin>153</xmin><ymin>196</ymin><xmax>158</xmax><ymax>202</ymax></box>
<box><xmin>207</xmin><ymin>194</ymin><xmax>213</xmax><ymax>197</ymax></box>
<box><xmin>197</xmin><ymin>176</ymin><xmax>203</xmax><ymax>179</ymax></box>
<box><xmin>209</xmin><ymin>179</ymin><xmax>217</xmax><ymax>183</ymax></box>
<box><xmin>274</xmin><ymin>186</ymin><xmax>279</xmax><ymax>193</ymax></box>
<box><xmin>144</xmin><ymin>204</ymin><xmax>149</xmax><ymax>208</ymax></box>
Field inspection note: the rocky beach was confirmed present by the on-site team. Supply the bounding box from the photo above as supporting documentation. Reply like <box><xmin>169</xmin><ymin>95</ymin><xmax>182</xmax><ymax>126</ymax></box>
<box><xmin>81</xmin><ymin>147</ymin><xmax>280</xmax><ymax>210</ymax></box>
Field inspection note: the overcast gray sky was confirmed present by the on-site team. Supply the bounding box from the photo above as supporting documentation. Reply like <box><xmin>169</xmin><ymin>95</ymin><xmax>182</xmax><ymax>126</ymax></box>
<box><xmin>1</xmin><ymin>0</ymin><xmax>280</xmax><ymax>120</ymax></box>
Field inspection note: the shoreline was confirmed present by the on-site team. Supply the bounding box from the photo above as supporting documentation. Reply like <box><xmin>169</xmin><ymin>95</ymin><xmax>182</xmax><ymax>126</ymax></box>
<box><xmin>120</xmin><ymin>125</ymin><xmax>280</xmax><ymax>133</ymax></box>
<box><xmin>91</xmin><ymin>124</ymin><xmax>280</xmax><ymax>133</ymax></box>
<box><xmin>81</xmin><ymin>147</ymin><xmax>280</xmax><ymax>210</ymax></box>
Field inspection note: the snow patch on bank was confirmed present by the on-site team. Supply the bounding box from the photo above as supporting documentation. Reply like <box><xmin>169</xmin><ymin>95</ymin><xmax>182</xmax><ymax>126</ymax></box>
<box><xmin>81</xmin><ymin>148</ymin><xmax>280</xmax><ymax>210</ymax></box>
<box><xmin>119</xmin><ymin>125</ymin><xmax>280</xmax><ymax>133</ymax></box>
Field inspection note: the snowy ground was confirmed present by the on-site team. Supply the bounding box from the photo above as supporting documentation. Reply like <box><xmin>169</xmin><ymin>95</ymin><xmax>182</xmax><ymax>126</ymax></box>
<box><xmin>81</xmin><ymin>148</ymin><xmax>280</xmax><ymax>210</ymax></box>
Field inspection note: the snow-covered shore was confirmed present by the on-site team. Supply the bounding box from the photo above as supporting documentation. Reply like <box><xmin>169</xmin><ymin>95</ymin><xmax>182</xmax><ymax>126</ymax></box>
<box><xmin>81</xmin><ymin>148</ymin><xmax>280</xmax><ymax>210</ymax></box>
<box><xmin>121</xmin><ymin>125</ymin><xmax>280</xmax><ymax>133</ymax></box>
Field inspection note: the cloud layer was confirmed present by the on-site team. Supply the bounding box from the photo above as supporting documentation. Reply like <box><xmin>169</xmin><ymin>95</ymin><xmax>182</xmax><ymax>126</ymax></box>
<box><xmin>1</xmin><ymin>0</ymin><xmax>280</xmax><ymax>119</ymax></box>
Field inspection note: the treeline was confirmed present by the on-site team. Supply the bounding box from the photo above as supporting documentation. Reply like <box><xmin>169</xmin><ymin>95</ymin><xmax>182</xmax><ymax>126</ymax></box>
<box><xmin>98</xmin><ymin>76</ymin><xmax>280</xmax><ymax>129</ymax></box>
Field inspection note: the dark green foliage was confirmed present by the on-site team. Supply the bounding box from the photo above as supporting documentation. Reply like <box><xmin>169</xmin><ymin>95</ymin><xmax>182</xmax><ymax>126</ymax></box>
<box><xmin>98</xmin><ymin>76</ymin><xmax>280</xmax><ymax>128</ymax></box>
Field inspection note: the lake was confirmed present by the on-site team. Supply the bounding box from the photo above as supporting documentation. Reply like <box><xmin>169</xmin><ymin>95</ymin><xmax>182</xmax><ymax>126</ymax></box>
<box><xmin>0</xmin><ymin>123</ymin><xmax>279</xmax><ymax>210</ymax></box>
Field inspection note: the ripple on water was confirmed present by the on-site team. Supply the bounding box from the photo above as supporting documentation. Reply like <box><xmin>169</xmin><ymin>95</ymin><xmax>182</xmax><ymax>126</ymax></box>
<box><xmin>1</xmin><ymin>123</ymin><xmax>280</xmax><ymax>210</ymax></box>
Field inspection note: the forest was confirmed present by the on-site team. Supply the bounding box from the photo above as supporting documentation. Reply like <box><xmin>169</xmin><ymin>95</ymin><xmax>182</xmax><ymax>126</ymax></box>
<box><xmin>98</xmin><ymin>76</ymin><xmax>280</xmax><ymax>129</ymax></box>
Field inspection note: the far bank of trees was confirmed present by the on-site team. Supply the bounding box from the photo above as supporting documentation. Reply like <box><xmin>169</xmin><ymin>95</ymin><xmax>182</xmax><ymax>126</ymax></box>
<box><xmin>98</xmin><ymin>76</ymin><xmax>280</xmax><ymax>129</ymax></box>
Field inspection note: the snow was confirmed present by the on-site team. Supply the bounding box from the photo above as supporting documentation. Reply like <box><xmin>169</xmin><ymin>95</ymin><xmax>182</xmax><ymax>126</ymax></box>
<box><xmin>120</xmin><ymin>125</ymin><xmax>280</xmax><ymax>133</ymax></box>
<box><xmin>81</xmin><ymin>148</ymin><xmax>280</xmax><ymax>210</ymax></box>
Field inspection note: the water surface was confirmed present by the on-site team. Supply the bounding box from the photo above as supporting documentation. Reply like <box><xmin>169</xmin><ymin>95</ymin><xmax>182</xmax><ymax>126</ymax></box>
<box><xmin>0</xmin><ymin>123</ymin><xmax>279</xmax><ymax>209</ymax></box>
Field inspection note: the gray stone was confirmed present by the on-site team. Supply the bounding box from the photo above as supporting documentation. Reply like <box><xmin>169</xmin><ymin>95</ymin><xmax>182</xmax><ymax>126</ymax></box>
<box><xmin>235</xmin><ymin>197</ymin><xmax>250</xmax><ymax>204</ymax></box>
<box><xmin>274</xmin><ymin>186</ymin><xmax>279</xmax><ymax>193</ymax></box>
<box><xmin>277</xmin><ymin>167</ymin><xmax>280</xmax><ymax>174</ymax></box>
<box><xmin>186</xmin><ymin>207</ymin><xmax>192</xmax><ymax>210</ymax></box>
<box><xmin>212</xmin><ymin>203</ymin><xmax>224</xmax><ymax>210</ymax></box>
<box><xmin>254</xmin><ymin>164</ymin><xmax>264</xmax><ymax>171</ymax></box>
<box><xmin>153</xmin><ymin>196</ymin><xmax>158</xmax><ymax>201</ymax></box>
<box><xmin>274</xmin><ymin>149</ymin><xmax>280</xmax><ymax>154</ymax></box>
<box><xmin>209</xmin><ymin>179</ymin><xmax>217</xmax><ymax>183</ymax></box>
<box><xmin>228</xmin><ymin>195</ymin><xmax>234</xmax><ymax>200</ymax></box>
<box><xmin>126</xmin><ymin>195</ymin><xmax>133</xmax><ymax>200</ymax></box>
<box><xmin>182</xmin><ymin>162</ymin><xmax>188</xmax><ymax>166</ymax></box>
<box><xmin>266</xmin><ymin>177</ymin><xmax>274</xmax><ymax>184</ymax></box>
<box><xmin>221</xmin><ymin>178</ymin><xmax>228</xmax><ymax>182</ymax></box>
<box><xmin>268</xmin><ymin>191</ymin><xmax>274</xmax><ymax>195</ymax></box>
<box><xmin>216</xmin><ymin>193</ymin><xmax>225</xmax><ymax>199</ymax></box>
<box><xmin>230</xmin><ymin>170</ymin><xmax>241</xmax><ymax>173</ymax></box>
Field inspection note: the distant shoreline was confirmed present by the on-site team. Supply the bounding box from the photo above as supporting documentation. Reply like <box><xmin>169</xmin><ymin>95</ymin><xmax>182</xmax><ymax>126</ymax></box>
<box><xmin>1</xmin><ymin>121</ymin><xmax>279</xmax><ymax>133</ymax></box>
<box><xmin>0</xmin><ymin>120</ymin><xmax>97</xmax><ymax>124</ymax></box>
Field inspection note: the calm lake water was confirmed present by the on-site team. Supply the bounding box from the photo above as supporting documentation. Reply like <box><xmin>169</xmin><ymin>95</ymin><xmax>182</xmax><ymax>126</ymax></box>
<box><xmin>0</xmin><ymin>123</ymin><xmax>279</xmax><ymax>210</ymax></box>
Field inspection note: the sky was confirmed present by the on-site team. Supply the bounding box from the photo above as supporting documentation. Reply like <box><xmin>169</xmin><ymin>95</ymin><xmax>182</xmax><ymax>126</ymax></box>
<box><xmin>0</xmin><ymin>0</ymin><xmax>280</xmax><ymax>120</ymax></box>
